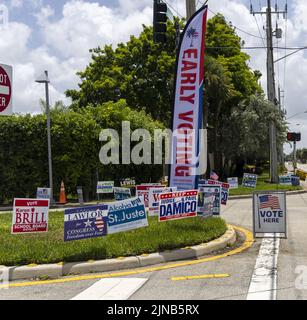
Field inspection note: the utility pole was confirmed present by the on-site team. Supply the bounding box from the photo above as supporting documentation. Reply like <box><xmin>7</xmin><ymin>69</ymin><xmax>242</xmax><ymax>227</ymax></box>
<box><xmin>186</xmin><ymin>0</ymin><xmax>196</xmax><ymax>19</ymax></box>
<box><xmin>250</xmin><ymin>0</ymin><xmax>287</xmax><ymax>183</ymax></box>
<box><xmin>278</xmin><ymin>86</ymin><xmax>285</xmax><ymax>167</ymax></box>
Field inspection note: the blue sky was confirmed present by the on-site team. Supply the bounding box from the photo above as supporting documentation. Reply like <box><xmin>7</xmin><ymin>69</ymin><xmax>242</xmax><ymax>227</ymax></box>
<box><xmin>0</xmin><ymin>0</ymin><xmax>306</xmax><ymax>153</ymax></box>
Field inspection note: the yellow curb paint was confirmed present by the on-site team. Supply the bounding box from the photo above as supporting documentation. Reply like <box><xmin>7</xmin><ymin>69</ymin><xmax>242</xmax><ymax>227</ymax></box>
<box><xmin>140</xmin><ymin>254</ymin><xmax>149</xmax><ymax>257</ymax></box>
<box><xmin>57</xmin><ymin>262</ymin><xmax>64</xmax><ymax>266</ymax></box>
<box><xmin>87</xmin><ymin>260</ymin><xmax>95</xmax><ymax>264</ymax></box>
<box><xmin>171</xmin><ymin>274</ymin><xmax>230</xmax><ymax>281</ymax></box>
<box><xmin>26</xmin><ymin>264</ymin><xmax>38</xmax><ymax>268</ymax></box>
<box><xmin>116</xmin><ymin>257</ymin><xmax>125</xmax><ymax>260</ymax></box>
<box><xmin>0</xmin><ymin>225</ymin><xmax>253</xmax><ymax>289</ymax></box>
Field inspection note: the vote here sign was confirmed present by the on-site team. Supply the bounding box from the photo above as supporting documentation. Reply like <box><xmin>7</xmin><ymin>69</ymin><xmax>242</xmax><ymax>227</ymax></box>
<box><xmin>253</xmin><ymin>191</ymin><xmax>287</xmax><ymax>235</ymax></box>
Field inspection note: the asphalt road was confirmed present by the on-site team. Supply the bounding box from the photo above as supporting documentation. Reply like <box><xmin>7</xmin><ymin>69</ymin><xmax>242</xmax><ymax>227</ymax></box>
<box><xmin>1</xmin><ymin>194</ymin><xmax>307</xmax><ymax>300</ymax></box>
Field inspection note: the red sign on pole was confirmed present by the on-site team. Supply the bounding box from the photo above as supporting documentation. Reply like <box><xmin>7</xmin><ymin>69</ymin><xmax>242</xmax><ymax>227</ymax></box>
<box><xmin>0</xmin><ymin>64</ymin><xmax>12</xmax><ymax>115</ymax></box>
<box><xmin>11</xmin><ymin>199</ymin><xmax>50</xmax><ymax>234</ymax></box>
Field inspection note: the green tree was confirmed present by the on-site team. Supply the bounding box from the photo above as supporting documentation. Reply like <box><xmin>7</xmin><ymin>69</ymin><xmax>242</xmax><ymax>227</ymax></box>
<box><xmin>0</xmin><ymin>100</ymin><xmax>164</xmax><ymax>204</ymax></box>
<box><xmin>66</xmin><ymin>21</ymin><xmax>178</xmax><ymax>125</ymax></box>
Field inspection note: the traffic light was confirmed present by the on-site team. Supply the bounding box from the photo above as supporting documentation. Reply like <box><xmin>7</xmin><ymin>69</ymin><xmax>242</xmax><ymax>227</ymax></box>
<box><xmin>153</xmin><ymin>0</ymin><xmax>168</xmax><ymax>44</ymax></box>
<box><xmin>287</xmin><ymin>132</ymin><xmax>301</xmax><ymax>142</ymax></box>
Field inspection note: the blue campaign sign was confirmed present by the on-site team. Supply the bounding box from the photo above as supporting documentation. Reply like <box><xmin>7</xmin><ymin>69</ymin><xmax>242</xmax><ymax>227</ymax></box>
<box><xmin>114</xmin><ymin>187</ymin><xmax>131</xmax><ymax>201</ymax></box>
<box><xmin>107</xmin><ymin>197</ymin><xmax>148</xmax><ymax>234</ymax></box>
<box><xmin>242</xmin><ymin>173</ymin><xmax>258</xmax><ymax>188</ymax></box>
<box><xmin>279</xmin><ymin>175</ymin><xmax>292</xmax><ymax>185</ymax></box>
<box><xmin>64</xmin><ymin>205</ymin><xmax>108</xmax><ymax>242</ymax></box>
<box><xmin>291</xmin><ymin>175</ymin><xmax>300</xmax><ymax>186</ymax></box>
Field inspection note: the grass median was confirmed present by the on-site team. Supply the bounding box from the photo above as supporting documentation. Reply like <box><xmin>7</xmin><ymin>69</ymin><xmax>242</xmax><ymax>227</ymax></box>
<box><xmin>0</xmin><ymin>211</ymin><xmax>227</xmax><ymax>266</ymax></box>
<box><xmin>229</xmin><ymin>172</ymin><xmax>302</xmax><ymax>196</ymax></box>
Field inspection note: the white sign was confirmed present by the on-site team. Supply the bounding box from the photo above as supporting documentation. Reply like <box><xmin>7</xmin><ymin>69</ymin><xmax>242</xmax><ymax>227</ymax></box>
<box><xmin>36</xmin><ymin>187</ymin><xmax>51</xmax><ymax>199</ymax></box>
<box><xmin>0</xmin><ymin>63</ymin><xmax>12</xmax><ymax>115</ymax></box>
<box><xmin>97</xmin><ymin>181</ymin><xmax>114</xmax><ymax>194</ymax></box>
<box><xmin>253</xmin><ymin>191</ymin><xmax>287</xmax><ymax>236</ymax></box>
<box><xmin>148</xmin><ymin>187</ymin><xmax>177</xmax><ymax>216</ymax></box>
<box><xmin>136</xmin><ymin>184</ymin><xmax>164</xmax><ymax>207</ymax></box>
<box><xmin>169</xmin><ymin>6</ymin><xmax>208</xmax><ymax>191</ymax></box>
<box><xmin>227</xmin><ymin>177</ymin><xmax>238</xmax><ymax>189</ymax></box>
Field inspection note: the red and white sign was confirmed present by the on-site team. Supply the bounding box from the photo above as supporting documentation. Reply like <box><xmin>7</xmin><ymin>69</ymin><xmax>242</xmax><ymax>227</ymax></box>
<box><xmin>11</xmin><ymin>199</ymin><xmax>50</xmax><ymax>234</ymax></box>
<box><xmin>0</xmin><ymin>64</ymin><xmax>12</xmax><ymax>115</ymax></box>
<box><xmin>136</xmin><ymin>185</ymin><xmax>164</xmax><ymax>207</ymax></box>
<box><xmin>169</xmin><ymin>6</ymin><xmax>208</xmax><ymax>191</ymax></box>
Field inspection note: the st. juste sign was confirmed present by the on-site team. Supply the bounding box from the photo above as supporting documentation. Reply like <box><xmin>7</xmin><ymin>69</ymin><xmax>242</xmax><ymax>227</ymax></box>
<box><xmin>0</xmin><ymin>63</ymin><xmax>12</xmax><ymax>116</ymax></box>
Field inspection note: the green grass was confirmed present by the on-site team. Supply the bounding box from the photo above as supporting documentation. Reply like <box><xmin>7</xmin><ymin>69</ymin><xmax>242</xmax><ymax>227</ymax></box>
<box><xmin>0</xmin><ymin>212</ymin><xmax>227</xmax><ymax>266</ymax></box>
<box><xmin>229</xmin><ymin>172</ymin><xmax>302</xmax><ymax>196</ymax></box>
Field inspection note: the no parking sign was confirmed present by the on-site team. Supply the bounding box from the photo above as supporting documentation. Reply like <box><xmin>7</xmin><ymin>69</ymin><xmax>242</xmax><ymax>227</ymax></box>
<box><xmin>0</xmin><ymin>64</ymin><xmax>12</xmax><ymax>115</ymax></box>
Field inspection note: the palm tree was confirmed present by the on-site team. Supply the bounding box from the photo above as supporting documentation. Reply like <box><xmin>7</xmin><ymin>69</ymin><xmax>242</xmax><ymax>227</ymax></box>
<box><xmin>186</xmin><ymin>27</ymin><xmax>198</xmax><ymax>47</ymax></box>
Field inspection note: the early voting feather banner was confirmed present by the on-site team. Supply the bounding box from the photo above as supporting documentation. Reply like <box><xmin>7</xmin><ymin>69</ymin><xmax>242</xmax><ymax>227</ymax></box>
<box><xmin>169</xmin><ymin>5</ymin><xmax>208</xmax><ymax>190</ymax></box>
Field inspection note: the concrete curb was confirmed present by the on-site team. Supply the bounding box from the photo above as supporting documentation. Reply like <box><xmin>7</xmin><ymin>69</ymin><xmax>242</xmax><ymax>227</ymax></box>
<box><xmin>2</xmin><ymin>225</ymin><xmax>236</xmax><ymax>281</ymax></box>
<box><xmin>229</xmin><ymin>189</ymin><xmax>307</xmax><ymax>200</ymax></box>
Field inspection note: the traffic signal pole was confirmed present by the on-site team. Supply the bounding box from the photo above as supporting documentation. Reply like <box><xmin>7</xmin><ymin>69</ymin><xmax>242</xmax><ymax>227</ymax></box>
<box><xmin>293</xmin><ymin>141</ymin><xmax>297</xmax><ymax>172</ymax></box>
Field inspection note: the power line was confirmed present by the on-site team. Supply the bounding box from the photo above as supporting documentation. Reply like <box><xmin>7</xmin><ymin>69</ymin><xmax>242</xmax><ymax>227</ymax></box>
<box><xmin>253</xmin><ymin>12</ymin><xmax>267</xmax><ymax>46</ymax></box>
<box><xmin>206</xmin><ymin>46</ymin><xmax>307</xmax><ymax>50</ymax></box>
<box><xmin>250</xmin><ymin>0</ymin><xmax>266</xmax><ymax>46</ymax></box>
<box><xmin>283</xmin><ymin>0</ymin><xmax>288</xmax><ymax>109</ymax></box>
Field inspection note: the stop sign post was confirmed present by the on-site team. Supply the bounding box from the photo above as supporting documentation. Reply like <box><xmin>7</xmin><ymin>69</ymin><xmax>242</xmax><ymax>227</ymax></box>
<box><xmin>0</xmin><ymin>63</ymin><xmax>12</xmax><ymax>115</ymax></box>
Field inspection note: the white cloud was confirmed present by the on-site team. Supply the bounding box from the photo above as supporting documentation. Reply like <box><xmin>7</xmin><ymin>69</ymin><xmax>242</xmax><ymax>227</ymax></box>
<box><xmin>1</xmin><ymin>0</ymin><xmax>307</xmax><ymax>151</ymax></box>
<box><xmin>10</xmin><ymin>0</ymin><xmax>23</xmax><ymax>9</ymax></box>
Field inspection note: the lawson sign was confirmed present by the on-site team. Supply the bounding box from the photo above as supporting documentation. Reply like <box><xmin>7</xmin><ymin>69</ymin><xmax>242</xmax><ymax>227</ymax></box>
<box><xmin>107</xmin><ymin>196</ymin><xmax>148</xmax><ymax>234</ymax></box>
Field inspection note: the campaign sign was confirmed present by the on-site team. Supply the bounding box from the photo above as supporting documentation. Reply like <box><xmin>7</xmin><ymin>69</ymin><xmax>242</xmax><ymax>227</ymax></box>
<box><xmin>64</xmin><ymin>205</ymin><xmax>108</xmax><ymax>241</ymax></box>
<box><xmin>12</xmin><ymin>199</ymin><xmax>50</xmax><ymax>234</ymax></box>
<box><xmin>199</xmin><ymin>179</ymin><xmax>229</xmax><ymax>205</ymax></box>
<box><xmin>97</xmin><ymin>181</ymin><xmax>114</xmax><ymax>194</ymax></box>
<box><xmin>148</xmin><ymin>187</ymin><xmax>177</xmax><ymax>216</ymax></box>
<box><xmin>159</xmin><ymin>190</ymin><xmax>198</xmax><ymax>222</ymax></box>
<box><xmin>77</xmin><ymin>186</ymin><xmax>84</xmax><ymax>205</ymax></box>
<box><xmin>227</xmin><ymin>177</ymin><xmax>239</xmax><ymax>189</ymax></box>
<box><xmin>253</xmin><ymin>191</ymin><xmax>287</xmax><ymax>236</ymax></box>
<box><xmin>120</xmin><ymin>178</ymin><xmax>136</xmax><ymax>188</ymax></box>
<box><xmin>36</xmin><ymin>187</ymin><xmax>51</xmax><ymax>199</ymax></box>
<box><xmin>197</xmin><ymin>188</ymin><xmax>215</xmax><ymax>218</ymax></box>
<box><xmin>114</xmin><ymin>187</ymin><xmax>131</xmax><ymax>201</ymax></box>
<box><xmin>242</xmin><ymin>173</ymin><xmax>258</xmax><ymax>188</ymax></box>
<box><xmin>291</xmin><ymin>175</ymin><xmax>300</xmax><ymax>186</ymax></box>
<box><xmin>279</xmin><ymin>175</ymin><xmax>292</xmax><ymax>186</ymax></box>
<box><xmin>107</xmin><ymin>197</ymin><xmax>148</xmax><ymax>234</ymax></box>
<box><xmin>136</xmin><ymin>184</ymin><xmax>164</xmax><ymax>207</ymax></box>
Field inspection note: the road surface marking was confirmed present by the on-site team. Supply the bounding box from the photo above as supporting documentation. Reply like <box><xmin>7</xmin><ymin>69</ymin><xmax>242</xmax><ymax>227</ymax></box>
<box><xmin>246</xmin><ymin>234</ymin><xmax>280</xmax><ymax>300</ymax></box>
<box><xmin>0</xmin><ymin>225</ymin><xmax>253</xmax><ymax>289</ymax></box>
<box><xmin>171</xmin><ymin>274</ymin><xmax>230</xmax><ymax>281</ymax></box>
<box><xmin>71</xmin><ymin>278</ymin><xmax>147</xmax><ymax>300</ymax></box>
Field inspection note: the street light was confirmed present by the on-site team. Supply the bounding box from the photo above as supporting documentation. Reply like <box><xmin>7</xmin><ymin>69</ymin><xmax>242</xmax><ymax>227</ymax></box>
<box><xmin>286</xmin><ymin>110</ymin><xmax>307</xmax><ymax>121</ymax></box>
<box><xmin>35</xmin><ymin>70</ymin><xmax>54</xmax><ymax>204</ymax></box>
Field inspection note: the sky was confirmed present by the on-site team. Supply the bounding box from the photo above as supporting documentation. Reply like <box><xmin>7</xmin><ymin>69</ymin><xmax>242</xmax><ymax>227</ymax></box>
<box><xmin>0</xmin><ymin>0</ymin><xmax>306</xmax><ymax>154</ymax></box>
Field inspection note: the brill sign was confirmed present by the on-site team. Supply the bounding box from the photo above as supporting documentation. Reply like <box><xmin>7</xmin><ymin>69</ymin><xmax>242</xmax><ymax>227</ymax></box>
<box><xmin>169</xmin><ymin>5</ymin><xmax>208</xmax><ymax>190</ymax></box>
